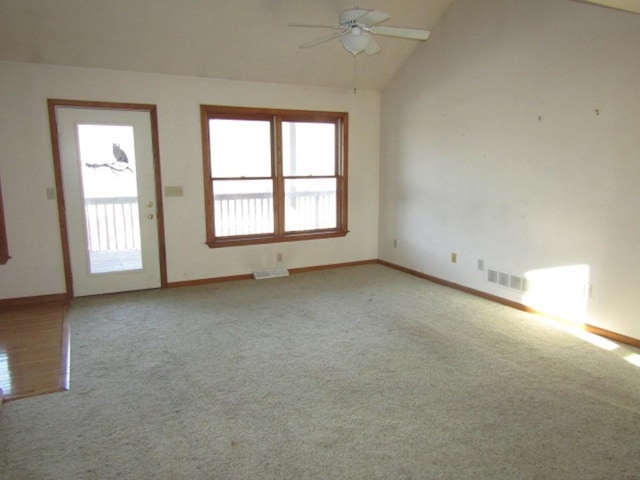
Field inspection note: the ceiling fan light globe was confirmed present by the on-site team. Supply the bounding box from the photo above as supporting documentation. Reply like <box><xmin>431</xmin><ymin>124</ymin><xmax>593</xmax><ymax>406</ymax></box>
<box><xmin>340</xmin><ymin>29</ymin><xmax>372</xmax><ymax>55</ymax></box>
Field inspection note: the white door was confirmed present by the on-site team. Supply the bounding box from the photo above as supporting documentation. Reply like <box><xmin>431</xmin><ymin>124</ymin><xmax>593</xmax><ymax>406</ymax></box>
<box><xmin>57</xmin><ymin>107</ymin><xmax>161</xmax><ymax>296</ymax></box>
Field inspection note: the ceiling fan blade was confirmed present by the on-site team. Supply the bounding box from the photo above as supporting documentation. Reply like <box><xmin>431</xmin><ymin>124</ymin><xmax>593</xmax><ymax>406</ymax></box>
<box><xmin>364</xmin><ymin>38</ymin><xmax>382</xmax><ymax>56</ymax></box>
<box><xmin>289</xmin><ymin>23</ymin><xmax>344</xmax><ymax>29</ymax></box>
<box><xmin>356</xmin><ymin>9</ymin><xmax>391</xmax><ymax>26</ymax></box>
<box><xmin>299</xmin><ymin>30</ymin><xmax>348</xmax><ymax>49</ymax></box>
<box><xmin>370</xmin><ymin>25</ymin><xmax>430</xmax><ymax>41</ymax></box>
<box><xmin>574</xmin><ymin>0</ymin><xmax>640</xmax><ymax>13</ymax></box>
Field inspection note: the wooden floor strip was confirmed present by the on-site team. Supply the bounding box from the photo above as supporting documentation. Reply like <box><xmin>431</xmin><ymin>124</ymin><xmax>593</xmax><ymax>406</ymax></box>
<box><xmin>0</xmin><ymin>302</ymin><xmax>69</xmax><ymax>402</ymax></box>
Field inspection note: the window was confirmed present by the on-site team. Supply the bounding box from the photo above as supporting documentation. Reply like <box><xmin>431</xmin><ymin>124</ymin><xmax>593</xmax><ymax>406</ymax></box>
<box><xmin>201</xmin><ymin>105</ymin><xmax>348</xmax><ymax>247</ymax></box>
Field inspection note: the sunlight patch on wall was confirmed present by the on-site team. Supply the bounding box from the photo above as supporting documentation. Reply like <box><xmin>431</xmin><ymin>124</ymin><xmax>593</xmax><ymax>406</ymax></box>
<box><xmin>523</xmin><ymin>265</ymin><xmax>591</xmax><ymax>323</ymax></box>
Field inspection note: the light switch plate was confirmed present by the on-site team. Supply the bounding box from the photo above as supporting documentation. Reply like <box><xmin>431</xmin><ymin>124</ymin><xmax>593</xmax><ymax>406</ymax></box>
<box><xmin>164</xmin><ymin>186</ymin><xmax>183</xmax><ymax>197</ymax></box>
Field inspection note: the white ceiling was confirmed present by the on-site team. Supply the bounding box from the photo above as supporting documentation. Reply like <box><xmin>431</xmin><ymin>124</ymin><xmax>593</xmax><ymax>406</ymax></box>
<box><xmin>0</xmin><ymin>0</ymin><xmax>456</xmax><ymax>91</ymax></box>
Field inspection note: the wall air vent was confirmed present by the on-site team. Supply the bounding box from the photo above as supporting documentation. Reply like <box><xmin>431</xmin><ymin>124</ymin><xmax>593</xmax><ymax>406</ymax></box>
<box><xmin>253</xmin><ymin>268</ymin><xmax>289</xmax><ymax>280</ymax></box>
<box><xmin>486</xmin><ymin>268</ymin><xmax>527</xmax><ymax>293</ymax></box>
<box><xmin>509</xmin><ymin>275</ymin><xmax>523</xmax><ymax>291</ymax></box>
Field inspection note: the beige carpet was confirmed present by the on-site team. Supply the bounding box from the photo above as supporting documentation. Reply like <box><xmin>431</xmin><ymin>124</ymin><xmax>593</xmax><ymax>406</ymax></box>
<box><xmin>1</xmin><ymin>264</ymin><xmax>639</xmax><ymax>479</ymax></box>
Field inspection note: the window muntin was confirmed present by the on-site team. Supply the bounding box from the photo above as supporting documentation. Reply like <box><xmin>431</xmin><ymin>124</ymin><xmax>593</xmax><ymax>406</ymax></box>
<box><xmin>201</xmin><ymin>106</ymin><xmax>348</xmax><ymax>247</ymax></box>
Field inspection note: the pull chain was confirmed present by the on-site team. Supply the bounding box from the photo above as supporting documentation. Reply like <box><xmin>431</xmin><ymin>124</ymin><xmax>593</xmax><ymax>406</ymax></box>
<box><xmin>352</xmin><ymin>53</ymin><xmax>358</xmax><ymax>94</ymax></box>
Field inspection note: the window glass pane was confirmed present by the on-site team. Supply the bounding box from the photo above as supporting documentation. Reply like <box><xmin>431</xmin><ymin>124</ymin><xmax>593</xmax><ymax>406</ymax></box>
<box><xmin>282</xmin><ymin>122</ymin><xmax>335</xmax><ymax>176</ymax></box>
<box><xmin>213</xmin><ymin>179</ymin><xmax>274</xmax><ymax>236</ymax></box>
<box><xmin>209</xmin><ymin>119</ymin><xmax>271</xmax><ymax>178</ymax></box>
<box><xmin>285</xmin><ymin>178</ymin><xmax>337</xmax><ymax>232</ymax></box>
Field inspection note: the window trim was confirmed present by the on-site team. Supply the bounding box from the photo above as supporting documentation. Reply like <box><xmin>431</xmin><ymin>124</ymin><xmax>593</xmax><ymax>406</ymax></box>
<box><xmin>201</xmin><ymin>105</ymin><xmax>348</xmax><ymax>248</ymax></box>
<box><xmin>0</xmin><ymin>176</ymin><xmax>10</xmax><ymax>265</ymax></box>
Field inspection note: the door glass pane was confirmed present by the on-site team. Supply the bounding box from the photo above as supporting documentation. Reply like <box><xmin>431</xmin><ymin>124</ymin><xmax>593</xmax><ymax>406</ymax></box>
<box><xmin>285</xmin><ymin>178</ymin><xmax>337</xmax><ymax>232</ymax></box>
<box><xmin>283</xmin><ymin>122</ymin><xmax>335</xmax><ymax>176</ymax></box>
<box><xmin>213</xmin><ymin>179</ymin><xmax>274</xmax><ymax>236</ymax></box>
<box><xmin>77</xmin><ymin>124</ymin><xmax>142</xmax><ymax>273</ymax></box>
<box><xmin>209</xmin><ymin>119</ymin><xmax>272</xmax><ymax>178</ymax></box>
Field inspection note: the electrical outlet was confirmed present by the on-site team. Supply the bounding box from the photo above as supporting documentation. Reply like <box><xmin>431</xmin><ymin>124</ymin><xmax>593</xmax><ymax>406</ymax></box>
<box><xmin>478</xmin><ymin>259</ymin><xmax>484</xmax><ymax>271</ymax></box>
<box><xmin>276</xmin><ymin>253</ymin><xmax>283</xmax><ymax>263</ymax></box>
<box><xmin>46</xmin><ymin>187</ymin><xmax>56</xmax><ymax>200</ymax></box>
<box><xmin>451</xmin><ymin>252</ymin><xmax>457</xmax><ymax>263</ymax></box>
<box><xmin>393</xmin><ymin>239</ymin><xmax>397</xmax><ymax>248</ymax></box>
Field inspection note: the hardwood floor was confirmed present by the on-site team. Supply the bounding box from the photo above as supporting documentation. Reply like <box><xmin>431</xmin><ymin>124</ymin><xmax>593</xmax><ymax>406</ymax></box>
<box><xmin>0</xmin><ymin>302</ymin><xmax>69</xmax><ymax>402</ymax></box>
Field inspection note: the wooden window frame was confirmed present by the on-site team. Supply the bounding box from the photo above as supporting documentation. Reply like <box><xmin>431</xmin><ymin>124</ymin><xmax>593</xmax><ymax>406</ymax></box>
<box><xmin>0</xmin><ymin>177</ymin><xmax>10</xmax><ymax>264</ymax></box>
<box><xmin>201</xmin><ymin>105</ymin><xmax>348</xmax><ymax>248</ymax></box>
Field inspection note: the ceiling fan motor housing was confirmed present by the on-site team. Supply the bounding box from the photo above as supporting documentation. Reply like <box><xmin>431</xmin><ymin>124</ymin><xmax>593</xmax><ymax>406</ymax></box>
<box><xmin>339</xmin><ymin>9</ymin><xmax>375</xmax><ymax>55</ymax></box>
<box><xmin>339</xmin><ymin>8</ymin><xmax>370</xmax><ymax>26</ymax></box>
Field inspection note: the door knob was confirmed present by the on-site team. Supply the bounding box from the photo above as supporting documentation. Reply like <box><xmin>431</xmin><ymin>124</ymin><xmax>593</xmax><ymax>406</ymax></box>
<box><xmin>147</xmin><ymin>201</ymin><xmax>154</xmax><ymax>208</ymax></box>
<box><xmin>147</xmin><ymin>213</ymin><xmax>154</xmax><ymax>220</ymax></box>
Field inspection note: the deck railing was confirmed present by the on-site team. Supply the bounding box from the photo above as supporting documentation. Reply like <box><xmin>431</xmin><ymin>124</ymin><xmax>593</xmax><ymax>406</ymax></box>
<box><xmin>214</xmin><ymin>190</ymin><xmax>336</xmax><ymax>236</ymax></box>
<box><xmin>84</xmin><ymin>197</ymin><xmax>140</xmax><ymax>252</ymax></box>
<box><xmin>84</xmin><ymin>190</ymin><xmax>337</xmax><ymax>252</ymax></box>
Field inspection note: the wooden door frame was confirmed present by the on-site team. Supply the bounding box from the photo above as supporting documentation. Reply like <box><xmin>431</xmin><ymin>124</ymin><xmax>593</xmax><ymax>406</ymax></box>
<box><xmin>47</xmin><ymin>99</ymin><xmax>167</xmax><ymax>297</ymax></box>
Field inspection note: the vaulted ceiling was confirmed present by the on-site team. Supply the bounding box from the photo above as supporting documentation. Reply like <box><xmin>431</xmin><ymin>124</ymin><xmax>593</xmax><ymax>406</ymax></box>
<box><xmin>2</xmin><ymin>1</ymin><xmax>637</xmax><ymax>91</ymax></box>
<box><xmin>0</xmin><ymin>0</ymin><xmax>455</xmax><ymax>91</ymax></box>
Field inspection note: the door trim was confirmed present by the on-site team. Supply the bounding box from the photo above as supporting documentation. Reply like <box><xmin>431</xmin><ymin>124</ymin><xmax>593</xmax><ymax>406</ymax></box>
<box><xmin>48</xmin><ymin>99</ymin><xmax>167</xmax><ymax>297</ymax></box>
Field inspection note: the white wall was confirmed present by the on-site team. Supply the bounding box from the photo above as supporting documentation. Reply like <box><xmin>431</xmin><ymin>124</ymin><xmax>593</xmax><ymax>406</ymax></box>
<box><xmin>380</xmin><ymin>0</ymin><xmax>640</xmax><ymax>339</ymax></box>
<box><xmin>0</xmin><ymin>61</ymin><xmax>380</xmax><ymax>299</ymax></box>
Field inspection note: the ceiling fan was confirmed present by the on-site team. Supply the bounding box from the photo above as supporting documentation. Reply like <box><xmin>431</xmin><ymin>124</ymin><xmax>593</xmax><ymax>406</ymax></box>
<box><xmin>291</xmin><ymin>8</ymin><xmax>430</xmax><ymax>56</ymax></box>
<box><xmin>573</xmin><ymin>0</ymin><xmax>640</xmax><ymax>13</ymax></box>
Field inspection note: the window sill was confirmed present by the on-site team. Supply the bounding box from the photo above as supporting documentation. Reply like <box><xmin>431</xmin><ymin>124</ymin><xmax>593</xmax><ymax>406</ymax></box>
<box><xmin>206</xmin><ymin>230</ymin><xmax>348</xmax><ymax>248</ymax></box>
